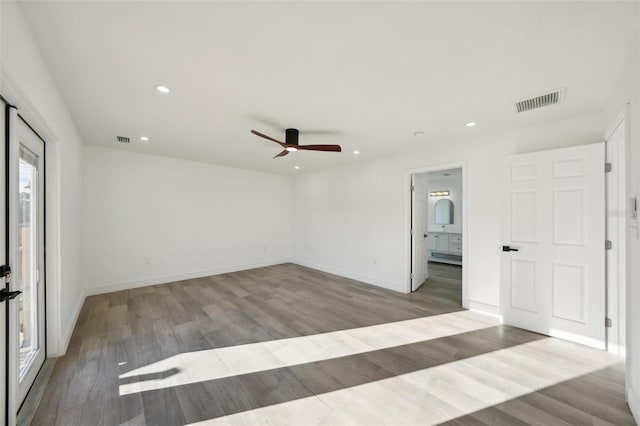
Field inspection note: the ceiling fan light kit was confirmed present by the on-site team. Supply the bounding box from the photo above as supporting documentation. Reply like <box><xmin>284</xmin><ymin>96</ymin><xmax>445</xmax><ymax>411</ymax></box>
<box><xmin>251</xmin><ymin>128</ymin><xmax>342</xmax><ymax>159</ymax></box>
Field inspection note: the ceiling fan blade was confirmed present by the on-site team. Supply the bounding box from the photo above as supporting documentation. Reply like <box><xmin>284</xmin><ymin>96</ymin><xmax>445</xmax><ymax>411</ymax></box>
<box><xmin>296</xmin><ymin>144</ymin><xmax>342</xmax><ymax>152</ymax></box>
<box><xmin>273</xmin><ymin>149</ymin><xmax>289</xmax><ymax>159</ymax></box>
<box><xmin>251</xmin><ymin>130</ymin><xmax>285</xmax><ymax>146</ymax></box>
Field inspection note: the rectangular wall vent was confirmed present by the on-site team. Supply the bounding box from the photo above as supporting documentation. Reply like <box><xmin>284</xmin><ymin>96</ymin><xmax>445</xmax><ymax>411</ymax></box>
<box><xmin>514</xmin><ymin>89</ymin><xmax>565</xmax><ymax>113</ymax></box>
<box><xmin>116</xmin><ymin>136</ymin><xmax>130</xmax><ymax>144</ymax></box>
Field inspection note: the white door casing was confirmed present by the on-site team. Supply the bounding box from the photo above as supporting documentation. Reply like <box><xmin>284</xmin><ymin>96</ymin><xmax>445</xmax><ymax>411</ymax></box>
<box><xmin>501</xmin><ymin>142</ymin><xmax>606</xmax><ymax>349</ymax></box>
<box><xmin>605</xmin><ymin>119</ymin><xmax>626</xmax><ymax>354</ymax></box>
<box><xmin>411</xmin><ymin>175</ymin><xmax>429</xmax><ymax>291</ymax></box>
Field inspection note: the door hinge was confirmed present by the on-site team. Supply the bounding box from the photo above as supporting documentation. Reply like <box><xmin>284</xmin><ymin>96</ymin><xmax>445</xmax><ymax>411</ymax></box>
<box><xmin>410</xmin><ymin>185</ymin><xmax>415</xmax><ymax>192</ymax></box>
<box><xmin>605</xmin><ymin>317</ymin><xmax>613</xmax><ymax>328</ymax></box>
<box><xmin>605</xmin><ymin>163</ymin><xmax>612</xmax><ymax>173</ymax></box>
<box><xmin>0</xmin><ymin>265</ymin><xmax>11</xmax><ymax>278</ymax></box>
<box><xmin>605</xmin><ymin>240</ymin><xmax>612</xmax><ymax>250</ymax></box>
<box><xmin>410</xmin><ymin>273</ymin><xmax>413</xmax><ymax>279</ymax></box>
<box><xmin>0</xmin><ymin>288</ymin><xmax>21</xmax><ymax>303</ymax></box>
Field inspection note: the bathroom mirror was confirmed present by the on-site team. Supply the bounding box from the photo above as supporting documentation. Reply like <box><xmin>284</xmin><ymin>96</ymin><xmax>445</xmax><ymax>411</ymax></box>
<box><xmin>435</xmin><ymin>199</ymin><xmax>453</xmax><ymax>225</ymax></box>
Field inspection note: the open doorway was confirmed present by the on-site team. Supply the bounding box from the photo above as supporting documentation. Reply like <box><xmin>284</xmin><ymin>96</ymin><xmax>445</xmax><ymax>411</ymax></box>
<box><xmin>410</xmin><ymin>167</ymin><xmax>464</xmax><ymax>308</ymax></box>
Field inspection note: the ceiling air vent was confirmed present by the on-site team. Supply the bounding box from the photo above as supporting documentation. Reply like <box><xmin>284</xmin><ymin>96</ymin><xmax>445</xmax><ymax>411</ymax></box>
<box><xmin>116</xmin><ymin>136</ymin><xmax>130</xmax><ymax>144</ymax></box>
<box><xmin>514</xmin><ymin>89</ymin><xmax>565</xmax><ymax>113</ymax></box>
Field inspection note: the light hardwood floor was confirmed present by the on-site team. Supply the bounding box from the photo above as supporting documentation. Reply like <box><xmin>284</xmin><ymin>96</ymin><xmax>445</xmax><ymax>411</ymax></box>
<box><xmin>30</xmin><ymin>263</ymin><xmax>634</xmax><ymax>425</ymax></box>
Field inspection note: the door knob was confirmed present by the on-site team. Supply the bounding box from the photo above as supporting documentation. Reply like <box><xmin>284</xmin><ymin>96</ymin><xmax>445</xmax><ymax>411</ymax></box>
<box><xmin>501</xmin><ymin>245</ymin><xmax>519</xmax><ymax>252</ymax></box>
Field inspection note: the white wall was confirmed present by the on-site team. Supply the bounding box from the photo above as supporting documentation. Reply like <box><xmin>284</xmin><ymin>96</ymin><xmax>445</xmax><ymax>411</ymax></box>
<box><xmin>291</xmin><ymin>113</ymin><xmax>607</xmax><ymax>312</ymax></box>
<box><xmin>604</xmin><ymin>47</ymin><xmax>640</xmax><ymax>422</ymax></box>
<box><xmin>427</xmin><ymin>173</ymin><xmax>462</xmax><ymax>234</ymax></box>
<box><xmin>1</xmin><ymin>1</ymin><xmax>84</xmax><ymax>356</ymax></box>
<box><xmin>82</xmin><ymin>146</ymin><xmax>292</xmax><ymax>293</ymax></box>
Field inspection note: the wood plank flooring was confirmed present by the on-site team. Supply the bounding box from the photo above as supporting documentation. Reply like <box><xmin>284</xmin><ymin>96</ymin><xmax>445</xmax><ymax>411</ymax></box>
<box><xmin>419</xmin><ymin>262</ymin><xmax>463</xmax><ymax>306</ymax></box>
<box><xmin>30</xmin><ymin>263</ymin><xmax>634</xmax><ymax>425</ymax></box>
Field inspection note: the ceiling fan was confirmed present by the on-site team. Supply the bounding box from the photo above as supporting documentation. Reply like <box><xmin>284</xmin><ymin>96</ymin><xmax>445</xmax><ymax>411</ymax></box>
<box><xmin>251</xmin><ymin>128</ymin><xmax>342</xmax><ymax>158</ymax></box>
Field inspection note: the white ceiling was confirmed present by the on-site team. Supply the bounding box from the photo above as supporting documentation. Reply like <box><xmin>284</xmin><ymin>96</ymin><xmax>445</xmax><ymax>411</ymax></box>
<box><xmin>18</xmin><ymin>1</ymin><xmax>640</xmax><ymax>174</ymax></box>
<box><xmin>427</xmin><ymin>168</ymin><xmax>462</xmax><ymax>179</ymax></box>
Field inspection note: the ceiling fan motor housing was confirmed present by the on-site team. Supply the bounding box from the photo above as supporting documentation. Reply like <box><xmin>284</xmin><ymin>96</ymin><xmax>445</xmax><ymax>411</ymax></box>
<box><xmin>285</xmin><ymin>128</ymin><xmax>299</xmax><ymax>146</ymax></box>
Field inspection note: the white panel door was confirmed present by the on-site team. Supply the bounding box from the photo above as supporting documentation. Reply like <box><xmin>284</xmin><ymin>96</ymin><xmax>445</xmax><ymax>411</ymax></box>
<box><xmin>501</xmin><ymin>143</ymin><xmax>605</xmax><ymax>349</ymax></box>
<box><xmin>411</xmin><ymin>176</ymin><xmax>429</xmax><ymax>291</ymax></box>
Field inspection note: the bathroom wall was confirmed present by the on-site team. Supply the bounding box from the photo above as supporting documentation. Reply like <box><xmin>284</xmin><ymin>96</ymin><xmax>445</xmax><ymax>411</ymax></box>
<box><xmin>427</xmin><ymin>171</ymin><xmax>462</xmax><ymax>234</ymax></box>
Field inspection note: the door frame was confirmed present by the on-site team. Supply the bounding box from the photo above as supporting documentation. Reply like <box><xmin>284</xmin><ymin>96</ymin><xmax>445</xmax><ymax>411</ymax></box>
<box><xmin>404</xmin><ymin>161</ymin><xmax>468</xmax><ymax>306</ymax></box>
<box><xmin>12</xmin><ymin>113</ymin><xmax>47</xmax><ymax>410</ymax></box>
<box><xmin>2</xmin><ymin>70</ymin><xmax>65</xmax><ymax>426</ymax></box>
<box><xmin>604</xmin><ymin>108</ymin><xmax>629</xmax><ymax>355</ymax></box>
<box><xmin>5</xmin><ymin>106</ymin><xmax>48</xmax><ymax>424</ymax></box>
<box><xmin>2</xmin><ymin>71</ymin><xmax>64</xmax><ymax>361</ymax></box>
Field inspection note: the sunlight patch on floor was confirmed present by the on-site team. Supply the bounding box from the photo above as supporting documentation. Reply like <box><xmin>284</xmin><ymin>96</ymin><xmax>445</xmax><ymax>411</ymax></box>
<box><xmin>119</xmin><ymin>310</ymin><xmax>497</xmax><ymax>395</ymax></box>
<box><xmin>186</xmin><ymin>337</ymin><xmax>621</xmax><ymax>425</ymax></box>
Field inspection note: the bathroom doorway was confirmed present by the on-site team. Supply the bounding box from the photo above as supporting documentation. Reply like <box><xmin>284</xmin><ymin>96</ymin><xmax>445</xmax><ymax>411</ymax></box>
<box><xmin>409</xmin><ymin>166</ymin><xmax>464</xmax><ymax>307</ymax></box>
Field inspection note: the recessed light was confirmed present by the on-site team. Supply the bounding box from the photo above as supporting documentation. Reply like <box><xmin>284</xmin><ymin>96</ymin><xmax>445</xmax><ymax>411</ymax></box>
<box><xmin>155</xmin><ymin>84</ymin><xmax>171</xmax><ymax>94</ymax></box>
<box><xmin>294</xmin><ymin>166</ymin><xmax>300</xmax><ymax>170</ymax></box>
<box><xmin>353</xmin><ymin>150</ymin><xmax>360</xmax><ymax>155</ymax></box>
<box><xmin>465</xmin><ymin>121</ymin><xmax>477</xmax><ymax>127</ymax></box>
<box><xmin>140</xmin><ymin>136</ymin><xmax>149</xmax><ymax>141</ymax></box>
<box><xmin>413</xmin><ymin>131</ymin><xmax>425</xmax><ymax>137</ymax></box>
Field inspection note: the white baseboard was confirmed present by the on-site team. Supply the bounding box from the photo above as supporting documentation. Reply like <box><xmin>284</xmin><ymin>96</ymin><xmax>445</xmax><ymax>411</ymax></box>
<box><xmin>629</xmin><ymin>384</ymin><xmax>640</xmax><ymax>424</ymax></box>
<box><xmin>466</xmin><ymin>300</ymin><xmax>502</xmax><ymax>320</ymax></box>
<box><xmin>607</xmin><ymin>343</ymin><xmax>626</xmax><ymax>357</ymax></box>
<box><xmin>84</xmin><ymin>259</ymin><xmax>291</xmax><ymax>296</ymax></box>
<box><xmin>291</xmin><ymin>259</ymin><xmax>402</xmax><ymax>293</ymax></box>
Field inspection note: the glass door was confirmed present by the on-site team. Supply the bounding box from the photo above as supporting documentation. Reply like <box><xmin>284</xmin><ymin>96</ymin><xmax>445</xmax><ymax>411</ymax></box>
<box><xmin>1</xmin><ymin>101</ymin><xmax>8</xmax><ymax>426</ymax></box>
<box><xmin>8</xmin><ymin>113</ymin><xmax>46</xmax><ymax>413</ymax></box>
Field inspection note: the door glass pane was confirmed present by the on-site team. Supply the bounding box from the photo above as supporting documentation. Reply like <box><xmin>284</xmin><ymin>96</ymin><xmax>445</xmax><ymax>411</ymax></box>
<box><xmin>18</xmin><ymin>146</ymin><xmax>39</xmax><ymax>379</ymax></box>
